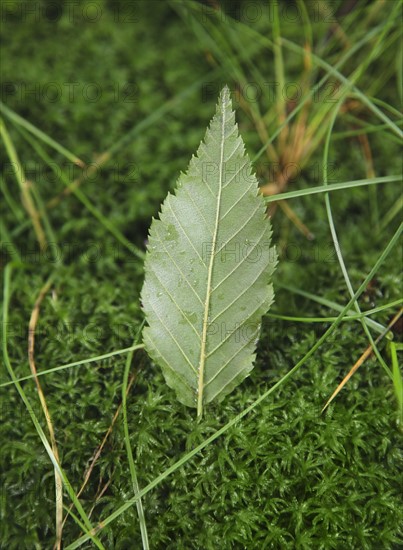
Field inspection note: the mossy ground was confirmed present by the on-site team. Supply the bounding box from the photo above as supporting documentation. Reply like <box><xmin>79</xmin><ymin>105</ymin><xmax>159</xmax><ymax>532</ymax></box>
<box><xmin>1</xmin><ymin>1</ymin><xmax>402</xmax><ymax>548</ymax></box>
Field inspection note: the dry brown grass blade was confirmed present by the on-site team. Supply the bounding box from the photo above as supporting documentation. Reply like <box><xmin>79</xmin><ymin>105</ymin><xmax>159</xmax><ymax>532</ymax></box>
<box><xmin>249</xmin><ymin>98</ymin><xmax>315</xmax><ymax>239</ymax></box>
<box><xmin>88</xmin><ymin>478</ymin><xmax>113</xmax><ymax>519</ymax></box>
<box><xmin>278</xmin><ymin>201</ymin><xmax>315</xmax><ymax>240</ymax></box>
<box><xmin>28</xmin><ymin>278</ymin><xmax>62</xmax><ymax>550</ymax></box>
<box><xmin>62</xmin><ymin>370</ymin><xmax>137</xmax><ymax>528</ymax></box>
<box><xmin>20</xmin><ymin>180</ymin><xmax>47</xmax><ymax>250</ymax></box>
<box><xmin>236</xmin><ymin>88</ymin><xmax>279</xmax><ymax>163</ymax></box>
<box><xmin>0</xmin><ymin>118</ymin><xmax>47</xmax><ymax>250</ymax></box>
<box><xmin>322</xmin><ymin>308</ymin><xmax>403</xmax><ymax>413</ymax></box>
<box><xmin>358</xmin><ymin>132</ymin><xmax>375</xmax><ymax>178</ymax></box>
<box><xmin>46</xmin><ymin>151</ymin><xmax>110</xmax><ymax>209</ymax></box>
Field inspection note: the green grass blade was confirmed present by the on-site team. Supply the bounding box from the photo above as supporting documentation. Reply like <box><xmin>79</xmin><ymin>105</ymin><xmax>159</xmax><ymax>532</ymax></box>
<box><xmin>264</xmin><ymin>175</ymin><xmax>401</xmax><ymax>203</ymax></box>
<box><xmin>0</xmin><ymin>101</ymin><xmax>84</xmax><ymax>166</ymax></box>
<box><xmin>122</xmin><ymin>323</ymin><xmax>149</xmax><ymax>550</ymax></box>
<box><xmin>390</xmin><ymin>341</ymin><xmax>403</xmax><ymax>427</ymax></box>
<box><xmin>276</xmin><ymin>282</ymin><xmax>388</xmax><ymax>336</ymax></box>
<box><xmin>322</xmin><ymin>97</ymin><xmax>393</xmax><ymax>378</ymax></box>
<box><xmin>0</xmin><ymin>345</ymin><xmax>145</xmax><ymax>388</ymax></box>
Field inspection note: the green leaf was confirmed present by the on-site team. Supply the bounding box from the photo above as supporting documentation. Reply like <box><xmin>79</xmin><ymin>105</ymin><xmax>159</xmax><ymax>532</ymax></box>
<box><xmin>141</xmin><ymin>86</ymin><xmax>277</xmax><ymax>416</ymax></box>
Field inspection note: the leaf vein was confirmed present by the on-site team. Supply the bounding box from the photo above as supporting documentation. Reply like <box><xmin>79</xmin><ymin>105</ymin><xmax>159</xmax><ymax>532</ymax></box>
<box><xmin>196</xmin><ymin>90</ymin><xmax>227</xmax><ymax>416</ymax></box>
<box><xmin>146</xmin><ymin>299</ymin><xmax>197</xmax><ymax>374</ymax></box>
<box><xmin>205</xmin><ymin>326</ymin><xmax>259</xmax><ymax>392</ymax></box>
<box><xmin>221</xmin><ymin>179</ymin><xmax>256</xmax><ymax>220</ymax></box>
<box><xmin>152</xmin><ymin>228</ymin><xmax>204</xmax><ymax>305</ymax></box>
<box><xmin>168</xmin><ymin>200</ymin><xmax>207</xmax><ymax>267</ymax></box>
<box><xmin>223</xmin><ymin>140</ymin><xmax>242</xmax><ymax>163</ymax></box>
<box><xmin>211</xmin><ymin>226</ymin><xmax>269</xmax><ymax>304</ymax></box>
<box><xmin>151</xmin><ymin>270</ymin><xmax>202</xmax><ymax>341</ymax></box>
<box><xmin>214</xmin><ymin>204</ymin><xmax>263</xmax><ymax>260</ymax></box>
<box><xmin>206</xmin><ymin>299</ymin><xmax>263</xmax><ymax>359</ymax></box>
<box><xmin>183</xmin><ymin>185</ymin><xmax>214</xmax><ymax>237</ymax></box>
<box><xmin>146</xmin><ymin>333</ymin><xmax>194</xmax><ymax>392</ymax></box>
<box><xmin>222</xmin><ymin>160</ymin><xmax>248</xmax><ymax>189</ymax></box>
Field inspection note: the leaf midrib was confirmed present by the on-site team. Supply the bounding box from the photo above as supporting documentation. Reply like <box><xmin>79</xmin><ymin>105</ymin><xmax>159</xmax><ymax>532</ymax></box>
<box><xmin>197</xmin><ymin>91</ymin><xmax>227</xmax><ymax>417</ymax></box>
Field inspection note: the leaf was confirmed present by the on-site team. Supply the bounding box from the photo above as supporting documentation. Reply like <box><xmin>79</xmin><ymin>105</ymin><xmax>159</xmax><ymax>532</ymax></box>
<box><xmin>141</xmin><ymin>86</ymin><xmax>277</xmax><ymax>416</ymax></box>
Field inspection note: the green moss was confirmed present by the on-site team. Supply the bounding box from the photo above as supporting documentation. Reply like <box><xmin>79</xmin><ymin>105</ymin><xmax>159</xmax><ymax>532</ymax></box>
<box><xmin>1</xmin><ymin>0</ymin><xmax>401</xmax><ymax>548</ymax></box>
